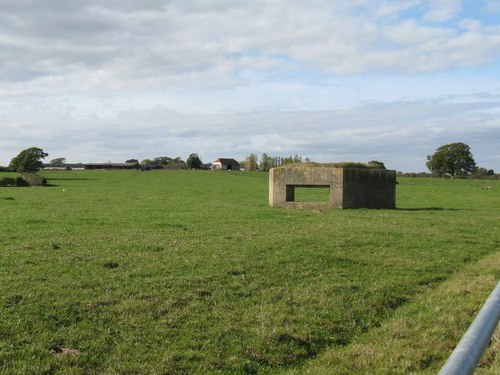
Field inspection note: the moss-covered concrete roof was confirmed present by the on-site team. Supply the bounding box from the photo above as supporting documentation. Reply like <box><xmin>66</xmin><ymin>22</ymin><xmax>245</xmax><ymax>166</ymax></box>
<box><xmin>274</xmin><ymin>162</ymin><xmax>384</xmax><ymax>169</ymax></box>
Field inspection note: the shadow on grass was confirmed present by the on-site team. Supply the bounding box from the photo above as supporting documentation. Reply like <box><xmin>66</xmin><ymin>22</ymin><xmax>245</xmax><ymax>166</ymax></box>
<box><xmin>44</xmin><ymin>177</ymin><xmax>100</xmax><ymax>186</ymax></box>
<box><xmin>2</xmin><ymin>184</ymin><xmax>61</xmax><ymax>188</ymax></box>
<box><xmin>2</xmin><ymin>182</ymin><xmax>95</xmax><ymax>187</ymax></box>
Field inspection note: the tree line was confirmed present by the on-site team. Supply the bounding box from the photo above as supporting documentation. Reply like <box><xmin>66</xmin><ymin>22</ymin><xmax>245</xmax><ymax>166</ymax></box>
<box><xmin>129</xmin><ymin>153</ymin><xmax>204</xmax><ymax>170</ymax></box>
<box><xmin>2</xmin><ymin>143</ymin><xmax>497</xmax><ymax>186</ymax></box>
<box><xmin>137</xmin><ymin>153</ymin><xmax>313</xmax><ymax>171</ymax></box>
<box><xmin>244</xmin><ymin>153</ymin><xmax>309</xmax><ymax>171</ymax></box>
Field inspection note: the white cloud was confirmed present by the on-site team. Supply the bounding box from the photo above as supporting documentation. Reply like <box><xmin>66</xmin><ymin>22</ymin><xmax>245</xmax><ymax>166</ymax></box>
<box><xmin>483</xmin><ymin>0</ymin><xmax>500</xmax><ymax>13</ymax></box>
<box><xmin>423</xmin><ymin>0</ymin><xmax>463</xmax><ymax>22</ymax></box>
<box><xmin>1</xmin><ymin>94</ymin><xmax>499</xmax><ymax>171</ymax></box>
<box><xmin>1</xmin><ymin>1</ymin><xmax>500</xmax><ymax>171</ymax></box>
<box><xmin>1</xmin><ymin>0</ymin><xmax>500</xmax><ymax>89</ymax></box>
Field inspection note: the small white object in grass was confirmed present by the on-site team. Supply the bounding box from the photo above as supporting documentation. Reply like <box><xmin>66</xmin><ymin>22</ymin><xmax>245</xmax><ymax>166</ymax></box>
<box><xmin>62</xmin><ymin>189</ymin><xmax>66</xmax><ymax>192</ymax></box>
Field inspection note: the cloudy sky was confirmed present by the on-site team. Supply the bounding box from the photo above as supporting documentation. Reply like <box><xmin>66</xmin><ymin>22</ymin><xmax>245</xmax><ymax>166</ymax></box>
<box><xmin>1</xmin><ymin>0</ymin><xmax>500</xmax><ymax>171</ymax></box>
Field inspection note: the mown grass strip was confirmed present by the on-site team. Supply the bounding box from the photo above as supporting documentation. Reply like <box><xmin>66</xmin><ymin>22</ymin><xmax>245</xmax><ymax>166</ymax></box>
<box><xmin>285</xmin><ymin>252</ymin><xmax>500</xmax><ymax>374</ymax></box>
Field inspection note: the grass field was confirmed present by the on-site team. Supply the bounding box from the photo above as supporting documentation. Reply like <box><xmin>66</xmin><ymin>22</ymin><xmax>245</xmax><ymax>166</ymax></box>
<box><xmin>0</xmin><ymin>170</ymin><xmax>499</xmax><ymax>374</ymax></box>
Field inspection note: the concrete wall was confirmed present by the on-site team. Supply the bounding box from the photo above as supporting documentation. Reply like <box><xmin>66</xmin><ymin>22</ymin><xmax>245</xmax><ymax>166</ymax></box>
<box><xmin>269</xmin><ymin>166</ymin><xmax>395</xmax><ymax>209</ymax></box>
<box><xmin>342</xmin><ymin>168</ymin><xmax>396</xmax><ymax>209</ymax></box>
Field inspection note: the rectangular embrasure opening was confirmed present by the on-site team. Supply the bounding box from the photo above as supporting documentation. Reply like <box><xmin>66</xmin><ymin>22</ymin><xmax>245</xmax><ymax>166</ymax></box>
<box><xmin>286</xmin><ymin>185</ymin><xmax>330</xmax><ymax>202</ymax></box>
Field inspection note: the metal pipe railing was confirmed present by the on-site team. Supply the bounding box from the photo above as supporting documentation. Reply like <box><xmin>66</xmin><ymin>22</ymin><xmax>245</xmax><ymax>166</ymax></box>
<box><xmin>439</xmin><ymin>281</ymin><xmax>500</xmax><ymax>375</ymax></box>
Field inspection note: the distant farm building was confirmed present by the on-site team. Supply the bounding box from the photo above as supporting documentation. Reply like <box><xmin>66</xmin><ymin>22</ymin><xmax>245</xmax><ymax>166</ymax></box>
<box><xmin>42</xmin><ymin>163</ymin><xmax>85</xmax><ymax>171</ymax></box>
<box><xmin>269</xmin><ymin>163</ymin><xmax>396</xmax><ymax>209</ymax></box>
<box><xmin>84</xmin><ymin>162</ymin><xmax>139</xmax><ymax>170</ymax></box>
<box><xmin>212</xmin><ymin>158</ymin><xmax>240</xmax><ymax>171</ymax></box>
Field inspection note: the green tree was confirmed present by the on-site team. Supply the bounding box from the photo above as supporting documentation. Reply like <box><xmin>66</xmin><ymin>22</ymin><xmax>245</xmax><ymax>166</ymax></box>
<box><xmin>426</xmin><ymin>142</ymin><xmax>476</xmax><ymax>178</ymax></box>
<box><xmin>473</xmin><ymin>167</ymin><xmax>495</xmax><ymax>179</ymax></box>
<box><xmin>9</xmin><ymin>147</ymin><xmax>48</xmax><ymax>173</ymax></box>
<box><xmin>281</xmin><ymin>155</ymin><xmax>303</xmax><ymax>165</ymax></box>
<box><xmin>245</xmin><ymin>154</ymin><xmax>258</xmax><ymax>171</ymax></box>
<box><xmin>260</xmin><ymin>153</ymin><xmax>277</xmax><ymax>171</ymax></box>
<box><xmin>186</xmin><ymin>153</ymin><xmax>202</xmax><ymax>169</ymax></box>
<box><xmin>49</xmin><ymin>157</ymin><xmax>66</xmax><ymax>167</ymax></box>
<box><xmin>167</xmin><ymin>157</ymin><xmax>187</xmax><ymax>170</ymax></box>
<box><xmin>125</xmin><ymin>159</ymin><xmax>139</xmax><ymax>164</ymax></box>
<box><xmin>153</xmin><ymin>156</ymin><xmax>171</xmax><ymax>166</ymax></box>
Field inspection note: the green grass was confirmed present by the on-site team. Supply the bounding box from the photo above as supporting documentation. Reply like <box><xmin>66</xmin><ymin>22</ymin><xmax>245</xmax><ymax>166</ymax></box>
<box><xmin>0</xmin><ymin>171</ymin><xmax>498</xmax><ymax>374</ymax></box>
<box><xmin>286</xmin><ymin>251</ymin><xmax>500</xmax><ymax>374</ymax></box>
<box><xmin>292</xmin><ymin>186</ymin><xmax>330</xmax><ymax>202</ymax></box>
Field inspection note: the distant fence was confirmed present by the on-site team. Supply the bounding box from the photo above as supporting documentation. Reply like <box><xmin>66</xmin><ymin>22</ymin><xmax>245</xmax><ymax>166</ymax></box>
<box><xmin>439</xmin><ymin>281</ymin><xmax>500</xmax><ymax>375</ymax></box>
